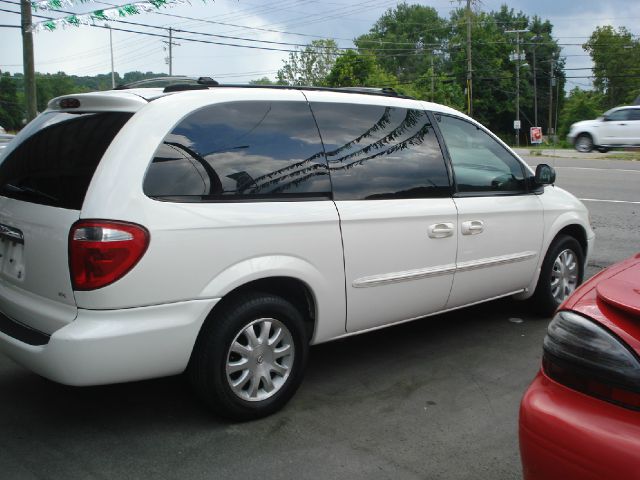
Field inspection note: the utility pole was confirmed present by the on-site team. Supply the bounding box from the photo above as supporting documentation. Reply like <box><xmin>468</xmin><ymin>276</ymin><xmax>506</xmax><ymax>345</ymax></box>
<box><xmin>466</xmin><ymin>0</ymin><xmax>473</xmax><ymax>116</ymax></box>
<box><xmin>506</xmin><ymin>28</ymin><xmax>528</xmax><ymax>147</ymax></box>
<box><xmin>163</xmin><ymin>27</ymin><xmax>179</xmax><ymax>75</ymax></box>
<box><xmin>109</xmin><ymin>26</ymin><xmax>115</xmax><ymax>88</ymax></box>
<box><xmin>548</xmin><ymin>57</ymin><xmax>555</xmax><ymax>139</ymax></box>
<box><xmin>20</xmin><ymin>0</ymin><xmax>37</xmax><ymax>122</ymax></box>
<box><xmin>169</xmin><ymin>27</ymin><xmax>173</xmax><ymax>75</ymax></box>
<box><xmin>430</xmin><ymin>53</ymin><xmax>435</xmax><ymax>102</ymax></box>
<box><xmin>531</xmin><ymin>35</ymin><xmax>541</xmax><ymax>128</ymax></box>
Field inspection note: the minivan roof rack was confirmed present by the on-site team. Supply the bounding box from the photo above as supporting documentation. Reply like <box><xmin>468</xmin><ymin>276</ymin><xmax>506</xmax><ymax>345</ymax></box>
<box><xmin>115</xmin><ymin>76</ymin><xmax>219</xmax><ymax>90</ymax></box>
<box><xmin>202</xmin><ymin>83</ymin><xmax>412</xmax><ymax>99</ymax></box>
<box><xmin>114</xmin><ymin>76</ymin><xmax>412</xmax><ymax>99</ymax></box>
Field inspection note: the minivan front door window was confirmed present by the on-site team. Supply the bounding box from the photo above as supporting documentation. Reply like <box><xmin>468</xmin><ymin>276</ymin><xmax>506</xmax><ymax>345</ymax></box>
<box><xmin>436</xmin><ymin>114</ymin><xmax>526</xmax><ymax>194</ymax></box>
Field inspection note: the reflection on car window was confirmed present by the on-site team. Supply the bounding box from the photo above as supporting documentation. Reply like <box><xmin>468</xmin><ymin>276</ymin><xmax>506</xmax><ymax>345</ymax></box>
<box><xmin>311</xmin><ymin>103</ymin><xmax>451</xmax><ymax>200</ymax></box>
<box><xmin>436</xmin><ymin>114</ymin><xmax>526</xmax><ymax>194</ymax></box>
<box><xmin>630</xmin><ymin>109</ymin><xmax>640</xmax><ymax>121</ymax></box>
<box><xmin>144</xmin><ymin>101</ymin><xmax>330</xmax><ymax>200</ymax></box>
<box><xmin>607</xmin><ymin>109</ymin><xmax>630</xmax><ymax>121</ymax></box>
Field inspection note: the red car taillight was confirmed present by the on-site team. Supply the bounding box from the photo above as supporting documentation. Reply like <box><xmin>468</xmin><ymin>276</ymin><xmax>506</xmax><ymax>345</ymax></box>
<box><xmin>69</xmin><ymin>220</ymin><xmax>149</xmax><ymax>291</ymax></box>
<box><xmin>543</xmin><ymin>310</ymin><xmax>640</xmax><ymax>411</ymax></box>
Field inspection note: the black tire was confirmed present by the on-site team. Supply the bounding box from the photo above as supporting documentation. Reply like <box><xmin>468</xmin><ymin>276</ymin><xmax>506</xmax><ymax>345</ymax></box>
<box><xmin>188</xmin><ymin>292</ymin><xmax>308</xmax><ymax>421</ymax></box>
<box><xmin>574</xmin><ymin>133</ymin><xmax>593</xmax><ymax>153</ymax></box>
<box><xmin>532</xmin><ymin>234</ymin><xmax>584</xmax><ymax>317</ymax></box>
<box><xmin>597</xmin><ymin>146</ymin><xmax>610</xmax><ymax>153</ymax></box>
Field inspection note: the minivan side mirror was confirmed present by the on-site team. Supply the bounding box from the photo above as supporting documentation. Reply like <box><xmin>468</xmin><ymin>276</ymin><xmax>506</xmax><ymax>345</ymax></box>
<box><xmin>535</xmin><ymin>163</ymin><xmax>556</xmax><ymax>185</ymax></box>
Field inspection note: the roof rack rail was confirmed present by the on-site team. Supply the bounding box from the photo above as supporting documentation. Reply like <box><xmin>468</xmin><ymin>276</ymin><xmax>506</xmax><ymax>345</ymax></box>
<box><xmin>207</xmin><ymin>84</ymin><xmax>411</xmax><ymax>99</ymax></box>
<box><xmin>338</xmin><ymin>86</ymin><xmax>399</xmax><ymax>95</ymax></box>
<box><xmin>114</xmin><ymin>76</ymin><xmax>219</xmax><ymax>90</ymax></box>
<box><xmin>114</xmin><ymin>77</ymin><xmax>411</xmax><ymax>99</ymax></box>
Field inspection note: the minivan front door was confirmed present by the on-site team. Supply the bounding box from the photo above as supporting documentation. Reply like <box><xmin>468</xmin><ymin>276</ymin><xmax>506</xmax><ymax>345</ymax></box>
<box><xmin>600</xmin><ymin>109</ymin><xmax>633</xmax><ymax>145</ymax></box>
<box><xmin>433</xmin><ymin>113</ymin><xmax>543</xmax><ymax>308</ymax></box>
<box><xmin>306</xmin><ymin>97</ymin><xmax>457</xmax><ymax>332</ymax></box>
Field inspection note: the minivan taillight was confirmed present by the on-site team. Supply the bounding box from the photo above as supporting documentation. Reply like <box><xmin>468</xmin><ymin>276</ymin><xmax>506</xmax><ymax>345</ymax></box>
<box><xmin>69</xmin><ymin>220</ymin><xmax>149</xmax><ymax>290</ymax></box>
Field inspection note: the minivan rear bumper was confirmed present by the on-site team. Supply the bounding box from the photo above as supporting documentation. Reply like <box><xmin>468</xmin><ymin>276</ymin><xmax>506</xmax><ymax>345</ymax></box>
<box><xmin>0</xmin><ymin>298</ymin><xmax>218</xmax><ymax>386</ymax></box>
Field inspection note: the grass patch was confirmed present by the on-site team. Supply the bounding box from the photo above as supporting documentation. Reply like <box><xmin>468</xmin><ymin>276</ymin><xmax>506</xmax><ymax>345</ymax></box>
<box><xmin>606</xmin><ymin>152</ymin><xmax>640</xmax><ymax>161</ymax></box>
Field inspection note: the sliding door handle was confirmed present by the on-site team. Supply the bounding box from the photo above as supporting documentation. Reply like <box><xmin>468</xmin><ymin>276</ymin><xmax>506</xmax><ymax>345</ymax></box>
<box><xmin>428</xmin><ymin>223</ymin><xmax>455</xmax><ymax>239</ymax></box>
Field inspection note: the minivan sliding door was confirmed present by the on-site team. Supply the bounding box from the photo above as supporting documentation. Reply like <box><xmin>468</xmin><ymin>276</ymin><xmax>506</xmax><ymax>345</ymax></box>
<box><xmin>307</xmin><ymin>97</ymin><xmax>457</xmax><ymax>333</ymax></box>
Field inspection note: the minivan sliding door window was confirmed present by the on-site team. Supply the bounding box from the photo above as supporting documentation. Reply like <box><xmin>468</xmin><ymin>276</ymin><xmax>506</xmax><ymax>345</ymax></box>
<box><xmin>310</xmin><ymin>103</ymin><xmax>452</xmax><ymax>200</ymax></box>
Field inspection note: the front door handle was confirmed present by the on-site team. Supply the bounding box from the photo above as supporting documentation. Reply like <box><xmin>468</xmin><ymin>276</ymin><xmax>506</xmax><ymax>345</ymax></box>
<box><xmin>428</xmin><ymin>222</ymin><xmax>454</xmax><ymax>239</ymax></box>
<box><xmin>461</xmin><ymin>220</ymin><xmax>484</xmax><ymax>235</ymax></box>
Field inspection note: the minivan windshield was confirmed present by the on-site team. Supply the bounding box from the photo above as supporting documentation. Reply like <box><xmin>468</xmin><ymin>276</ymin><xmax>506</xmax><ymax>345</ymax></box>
<box><xmin>0</xmin><ymin>111</ymin><xmax>132</xmax><ymax>209</ymax></box>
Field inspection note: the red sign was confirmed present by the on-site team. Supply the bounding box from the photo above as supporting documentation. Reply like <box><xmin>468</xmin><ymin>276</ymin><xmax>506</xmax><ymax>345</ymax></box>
<box><xmin>530</xmin><ymin>126</ymin><xmax>543</xmax><ymax>144</ymax></box>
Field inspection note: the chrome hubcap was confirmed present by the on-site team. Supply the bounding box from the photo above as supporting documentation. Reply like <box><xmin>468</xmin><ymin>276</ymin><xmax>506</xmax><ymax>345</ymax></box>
<box><xmin>550</xmin><ymin>249</ymin><xmax>579</xmax><ymax>303</ymax></box>
<box><xmin>226</xmin><ymin>318</ymin><xmax>294</xmax><ymax>402</ymax></box>
<box><xmin>576</xmin><ymin>137</ymin><xmax>592</xmax><ymax>152</ymax></box>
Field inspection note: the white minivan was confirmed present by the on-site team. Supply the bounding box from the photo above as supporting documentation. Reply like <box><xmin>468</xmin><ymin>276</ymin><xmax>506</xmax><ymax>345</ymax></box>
<box><xmin>0</xmin><ymin>80</ymin><xmax>594</xmax><ymax>419</ymax></box>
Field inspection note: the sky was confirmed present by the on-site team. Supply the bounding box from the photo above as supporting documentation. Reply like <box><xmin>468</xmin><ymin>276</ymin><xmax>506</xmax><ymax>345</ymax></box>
<box><xmin>1</xmin><ymin>0</ymin><xmax>639</xmax><ymax>90</ymax></box>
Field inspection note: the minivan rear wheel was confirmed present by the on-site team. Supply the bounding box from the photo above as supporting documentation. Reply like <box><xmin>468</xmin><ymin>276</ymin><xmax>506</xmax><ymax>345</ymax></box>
<box><xmin>189</xmin><ymin>292</ymin><xmax>308</xmax><ymax>420</ymax></box>
<box><xmin>532</xmin><ymin>235</ymin><xmax>584</xmax><ymax>316</ymax></box>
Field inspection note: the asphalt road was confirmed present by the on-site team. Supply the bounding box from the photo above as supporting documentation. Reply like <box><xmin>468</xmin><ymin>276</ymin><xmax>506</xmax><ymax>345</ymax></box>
<box><xmin>522</xmin><ymin>153</ymin><xmax>640</xmax><ymax>275</ymax></box>
<box><xmin>0</xmin><ymin>153</ymin><xmax>638</xmax><ymax>480</ymax></box>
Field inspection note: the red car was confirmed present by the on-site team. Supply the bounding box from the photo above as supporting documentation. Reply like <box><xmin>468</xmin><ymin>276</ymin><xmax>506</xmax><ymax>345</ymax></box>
<box><xmin>519</xmin><ymin>253</ymin><xmax>640</xmax><ymax>480</ymax></box>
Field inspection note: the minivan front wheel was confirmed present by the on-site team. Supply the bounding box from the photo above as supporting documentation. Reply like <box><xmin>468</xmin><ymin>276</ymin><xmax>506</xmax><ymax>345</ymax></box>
<box><xmin>532</xmin><ymin>235</ymin><xmax>584</xmax><ymax>316</ymax></box>
<box><xmin>189</xmin><ymin>292</ymin><xmax>308</xmax><ymax>420</ymax></box>
<box><xmin>575</xmin><ymin>134</ymin><xmax>594</xmax><ymax>153</ymax></box>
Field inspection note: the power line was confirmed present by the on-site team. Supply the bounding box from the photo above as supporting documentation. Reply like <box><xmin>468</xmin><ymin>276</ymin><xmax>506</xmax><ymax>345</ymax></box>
<box><xmin>8</xmin><ymin>1</ymin><xmax>637</xmax><ymax>53</ymax></box>
<box><xmin>98</xmin><ymin>0</ymin><xmax>343</xmax><ymax>40</ymax></box>
<box><xmin>15</xmin><ymin>3</ymin><xmax>432</xmax><ymax>53</ymax></box>
<box><xmin>213</xmin><ymin>0</ymin><xmax>398</xmax><ymax>36</ymax></box>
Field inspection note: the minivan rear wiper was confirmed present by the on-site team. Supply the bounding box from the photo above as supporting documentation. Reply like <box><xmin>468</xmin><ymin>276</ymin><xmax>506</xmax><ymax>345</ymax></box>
<box><xmin>2</xmin><ymin>183</ymin><xmax>59</xmax><ymax>203</ymax></box>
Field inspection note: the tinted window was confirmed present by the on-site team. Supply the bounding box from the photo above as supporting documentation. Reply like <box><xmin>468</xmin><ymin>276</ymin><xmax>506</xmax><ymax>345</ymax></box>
<box><xmin>607</xmin><ymin>109</ymin><xmax>630</xmax><ymax>121</ymax></box>
<box><xmin>310</xmin><ymin>103</ymin><xmax>450</xmax><ymax>200</ymax></box>
<box><xmin>436</xmin><ymin>114</ymin><xmax>526</xmax><ymax>194</ymax></box>
<box><xmin>629</xmin><ymin>109</ymin><xmax>640</xmax><ymax>121</ymax></box>
<box><xmin>0</xmin><ymin>111</ymin><xmax>132</xmax><ymax>209</ymax></box>
<box><xmin>144</xmin><ymin>101</ymin><xmax>330</xmax><ymax>200</ymax></box>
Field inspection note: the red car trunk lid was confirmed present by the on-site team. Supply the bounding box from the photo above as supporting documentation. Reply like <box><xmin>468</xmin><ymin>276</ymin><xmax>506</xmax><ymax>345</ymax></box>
<box><xmin>596</xmin><ymin>260</ymin><xmax>640</xmax><ymax>318</ymax></box>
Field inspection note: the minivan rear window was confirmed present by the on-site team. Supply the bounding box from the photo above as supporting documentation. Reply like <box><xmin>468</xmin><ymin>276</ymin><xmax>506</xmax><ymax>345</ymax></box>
<box><xmin>143</xmin><ymin>101</ymin><xmax>331</xmax><ymax>201</ymax></box>
<box><xmin>0</xmin><ymin>111</ymin><xmax>132</xmax><ymax>209</ymax></box>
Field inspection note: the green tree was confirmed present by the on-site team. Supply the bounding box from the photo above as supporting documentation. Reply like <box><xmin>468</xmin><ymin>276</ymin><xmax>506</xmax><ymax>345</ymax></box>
<box><xmin>448</xmin><ymin>7</ymin><xmax>518</xmax><ymax>129</ymax></box>
<box><xmin>557</xmin><ymin>87</ymin><xmax>604</xmax><ymax>137</ymax></box>
<box><xmin>249</xmin><ymin>77</ymin><xmax>278</xmax><ymax>85</ymax></box>
<box><xmin>276</xmin><ymin>39</ymin><xmax>339</xmax><ymax>86</ymax></box>
<box><xmin>408</xmin><ymin>71</ymin><xmax>465</xmax><ymax>109</ymax></box>
<box><xmin>354</xmin><ymin>3</ymin><xmax>448</xmax><ymax>82</ymax></box>
<box><xmin>583</xmin><ymin>26</ymin><xmax>640</xmax><ymax>108</ymax></box>
<box><xmin>0</xmin><ymin>73</ymin><xmax>22</xmax><ymax>130</ymax></box>
<box><xmin>325</xmin><ymin>50</ymin><xmax>397</xmax><ymax>87</ymax></box>
<box><xmin>121</xmin><ymin>71</ymin><xmax>166</xmax><ymax>86</ymax></box>
<box><xmin>35</xmin><ymin>72</ymin><xmax>88</xmax><ymax>112</ymax></box>
<box><xmin>447</xmin><ymin>6</ymin><xmax>563</xmax><ymax>139</ymax></box>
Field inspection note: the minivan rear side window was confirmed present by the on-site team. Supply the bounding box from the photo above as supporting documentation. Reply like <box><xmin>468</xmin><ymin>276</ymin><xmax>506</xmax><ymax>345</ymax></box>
<box><xmin>144</xmin><ymin>101</ymin><xmax>331</xmax><ymax>201</ymax></box>
<box><xmin>0</xmin><ymin>111</ymin><xmax>133</xmax><ymax>210</ymax></box>
<box><xmin>310</xmin><ymin>103</ymin><xmax>451</xmax><ymax>200</ymax></box>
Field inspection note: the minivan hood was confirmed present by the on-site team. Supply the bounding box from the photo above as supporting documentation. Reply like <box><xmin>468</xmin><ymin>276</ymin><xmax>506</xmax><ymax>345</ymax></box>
<box><xmin>571</xmin><ymin>119</ymin><xmax>599</xmax><ymax>129</ymax></box>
